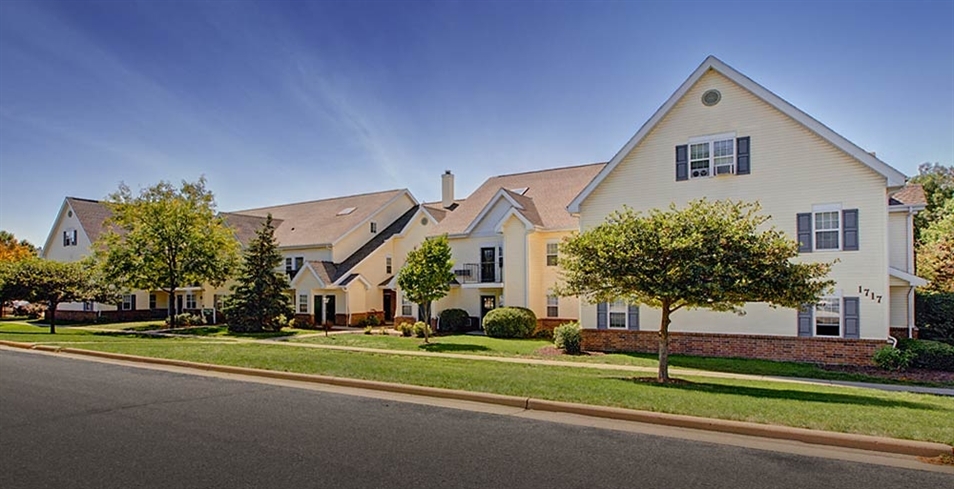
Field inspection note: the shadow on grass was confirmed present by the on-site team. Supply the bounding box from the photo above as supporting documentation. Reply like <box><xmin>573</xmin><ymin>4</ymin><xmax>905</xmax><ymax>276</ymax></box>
<box><xmin>617</xmin><ymin>377</ymin><xmax>941</xmax><ymax>410</ymax></box>
<box><xmin>91</xmin><ymin>331</ymin><xmax>175</xmax><ymax>340</ymax></box>
<box><xmin>419</xmin><ymin>343</ymin><xmax>492</xmax><ymax>353</ymax></box>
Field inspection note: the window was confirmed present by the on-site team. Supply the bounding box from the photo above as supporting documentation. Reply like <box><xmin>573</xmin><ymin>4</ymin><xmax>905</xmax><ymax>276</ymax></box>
<box><xmin>814</xmin><ymin>211</ymin><xmax>840</xmax><ymax>250</ymax></box>
<box><xmin>689</xmin><ymin>137</ymin><xmax>735</xmax><ymax>178</ymax></box>
<box><xmin>370</xmin><ymin>221</ymin><xmax>377</xmax><ymax>233</ymax></box>
<box><xmin>285</xmin><ymin>257</ymin><xmax>304</xmax><ymax>276</ymax></box>
<box><xmin>815</xmin><ymin>298</ymin><xmax>841</xmax><ymax>336</ymax></box>
<box><xmin>83</xmin><ymin>301</ymin><xmax>94</xmax><ymax>312</ymax></box>
<box><xmin>609</xmin><ymin>300</ymin><xmax>627</xmax><ymax>329</ymax></box>
<box><xmin>149</xmin><ymin>294</ymin><xmax>157</xmax><ymax>310</ymax></box>
<box><xmin>185</xmin><ymin>294</ymin><xmax>196</xmax><ymax>310</ymax></box>
<box><xmin>121</xmin><ymin>294</ymin><xmax>134</xmax><ymax>311</ymax></box>
<box><xmin>295</xmin><ymin>257</ymin><xmax>304</xmax><ymax>271</ymax></box>
<box><xmin>62</xmin><ymin>229</ymin><xmax>77</xmax><ymax>247</ymax></box>
<box><xmin>285</xmin><ymin>258</ymin><xmax>293</xmax><ymax>274</ymax></box>
<box><xmin>386</xmin><ymin>255</ymin><xmax>392</xmax><ymax>274</ymax></box>
<box><xmin>546</xmin><ymin>242</ymin><xmax>558</xmax><ymax>266</ymax></box>
<box><xmin>299</xmin><ymin>294</ymin><xmax>308</xmax><ymax>313</ymax></box>
<box><xmin>401</xmin><ymin>294</ymin><xmax>413</xmax><ymax>316</ymax></box>
<box><xmin>546</xmin><ymin>295</ymin><xmax>559</xmax><ymax>318</ymax></box>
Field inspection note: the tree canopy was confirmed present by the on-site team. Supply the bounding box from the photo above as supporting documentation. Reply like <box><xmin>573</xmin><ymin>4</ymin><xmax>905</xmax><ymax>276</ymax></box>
<box><xmin>0</xmin><ymin>230</ymin><xmax>38</xmax><ymax>262</ymax></box>
<box><xmin>397</xmin><ymin>234</ymin><xmax>454</xmax><ymax>343</ymax></box>
<box><xmin>558</xmin><ymin>199</ymin><xmax>834</xmax><ymax>382</ymax></box>
<box><xmin>917</xmin><ymin>198</ymin><xmax>954</xmax><ymax>293</ymax></box>
<box><xmin>909</xmin><ymin>162</ymin><xmax>954</xmax><ymax>244</ymax></box>
<box><xmin>9</xmin><ymin>258</ymin><xmax>115</xmax><ymax>333</ymax></box>
<box><xmin>96</xmin><ymin>177</ymin><xmax>240</xmax><ymax>326</ymax></box>
<box><xmin>223</xmin><ymin>215</ymin><xmax>294</xmax><ymax>332</ymax></box>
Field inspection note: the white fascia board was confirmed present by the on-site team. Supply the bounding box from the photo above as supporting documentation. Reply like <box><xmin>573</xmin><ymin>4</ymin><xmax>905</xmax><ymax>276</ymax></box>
<box><xmin>463</xmin><ymin>189</ymin><xmax>525</xmax><ymax>235</ymax></box>
<box><xmin>888</xmin><ymin>267</ymin><xmax>929</xmax><ymax>287</ymax></box>
<box><xmin>888</xmin><ymin>204</ymin><xmax>926</xmax><ymax>213</ymax></box>
<box><xmin>291</xmin><ymin>262</ymin><xmax>328</xmax><ymax>289</ymax></box>
<box><xmin>568</xmin><ymin>56</ymin><xmax>908</xmax><ymax>214</ymax></box>
<box><xmin>493</xmin><ymin>208</ymin><xmax>535</xmax><ymax>233</ymax></box>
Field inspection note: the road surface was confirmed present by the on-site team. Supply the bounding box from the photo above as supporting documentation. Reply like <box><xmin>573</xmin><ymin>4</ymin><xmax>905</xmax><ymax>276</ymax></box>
<box><xmin>0</xmin><ymin>349</ymin><xmax>949</xmax><ymax>488</ymax></box>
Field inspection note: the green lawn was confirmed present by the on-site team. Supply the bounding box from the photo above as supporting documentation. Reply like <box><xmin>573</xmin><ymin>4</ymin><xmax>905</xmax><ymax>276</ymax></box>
<box><xmin>21</xmin><ymin>338</ymin><xmax>954</xmax><ymax>446</ymax></box>
<box><xmin>293</xmin><ymin>332</ymin><xmax>953</xmax><ymax>387</ymax></box>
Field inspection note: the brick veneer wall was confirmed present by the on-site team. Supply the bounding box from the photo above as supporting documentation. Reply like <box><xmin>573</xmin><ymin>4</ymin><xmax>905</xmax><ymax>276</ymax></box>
<box><xmin>582</xmin><ymin>330</ymin><xmax>886</xmax><ymax>366</ymax></box>
<box><xmin>534</xmin><ymin>317</ymin><xmax>576</xmax><ymax>338</ymax></box>
<box><xmin>47</xmin><ymin>309</ymin><xmax>166</xmax><ymax>323</ymax></box>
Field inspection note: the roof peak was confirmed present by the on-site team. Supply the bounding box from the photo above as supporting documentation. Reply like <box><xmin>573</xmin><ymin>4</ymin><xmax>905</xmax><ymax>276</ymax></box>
<box><xmin>487</xmin><ymin>161</ymin><xmax>606</xmax><ymax>180</ymax></box>
<box><xmin>229</xmin><ymin>188</ymin><xmax>406</xmax><ymax>214</ymax></box>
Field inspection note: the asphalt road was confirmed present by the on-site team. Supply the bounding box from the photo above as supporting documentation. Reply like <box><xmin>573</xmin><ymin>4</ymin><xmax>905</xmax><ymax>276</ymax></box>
<box><xmin>0</xmin><ymin>349</ymin><xmax>949</xmax><ymax>489</ymax></box>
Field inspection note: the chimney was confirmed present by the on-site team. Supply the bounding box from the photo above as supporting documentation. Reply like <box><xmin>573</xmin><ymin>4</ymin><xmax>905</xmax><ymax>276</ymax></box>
<box><xmin>441</xmin><ymin>170</ymin><xmax>455</xmax><ymax>209</ymax></box>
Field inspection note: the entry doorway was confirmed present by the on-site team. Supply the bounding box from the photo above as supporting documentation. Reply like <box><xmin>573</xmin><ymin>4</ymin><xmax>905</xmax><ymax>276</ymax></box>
<box><xmin>480</xmin><ymin>295</ymin><xmax>496</xmax><ymax>319</ymax></box>
<box><xmin>324</xmin><ymin>295</ymin><xmax>336</xmax><ymax>325</ymax></box>
<box><xmin>382</xmin><ymin>290</ymin><xmax>395</xmax><ymax>322</ymax></box>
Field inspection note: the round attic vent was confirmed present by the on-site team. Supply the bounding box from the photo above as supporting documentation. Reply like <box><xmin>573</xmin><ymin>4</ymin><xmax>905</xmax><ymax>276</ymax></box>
<box><xmin>421</xmin><ymin>217</ymin><xmax>429</xmax><ymax>226</ymax></box>
<box><xmin>702</xmin><ymin>89</ymin><xmax>721</xmax><ymax>106</ymax></box>
<box><xmin>68</xmin><ymin>210</ymin><xmax>73</xmax><ymax>217</ymax></box>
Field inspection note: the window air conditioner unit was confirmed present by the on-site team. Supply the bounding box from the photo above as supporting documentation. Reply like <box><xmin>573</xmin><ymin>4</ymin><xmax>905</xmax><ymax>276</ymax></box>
<box><xmin>691</xmin><ymin>169</ymin><xmax>709</xmax><ymax>178</ymax></box>
<box><xmin>715</xmin><ymin>164</ymin><xmax>735</xmax><ymax>175</ymax></box>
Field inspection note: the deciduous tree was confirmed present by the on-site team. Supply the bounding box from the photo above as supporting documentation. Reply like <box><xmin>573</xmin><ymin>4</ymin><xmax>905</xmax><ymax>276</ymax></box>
<box><xmin>558</xmin><ymin>200</ymin><xmax>834</xmax><ymax>382</ymax></box>
<box><xmin>13</xmin><ymin>258</ymin><xmax>114</xmax><ymax>333</ymax></box>
<box><xmin>96</xmin><ymin>177</ymin><xmax>240</xmax><ymax>327</ymax></box>
<box><xmin>397</xmin><ymin>235</ymin><xmax>454</xmax><ymax>343</ymax></box>
<box><xmin>223</xmin><ymin>215</ymin><xmax>294</xmax><ymax>332</ymax></box>
<box><xmin>0</xmin><ymin>230</ymin><xmax>38</xmax><ymax>263</ymax></box>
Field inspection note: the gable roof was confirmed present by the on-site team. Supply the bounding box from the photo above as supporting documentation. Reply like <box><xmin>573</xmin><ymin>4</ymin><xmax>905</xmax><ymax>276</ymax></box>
<box><xmin>331</xmin><ymin>205</ymin><xmax>419</xmax><ymax>282</ymax></box>
<box><xmin>228</xmin><ymin>189</ymin><xmax>410</xmax><ymax>248</ymax></box>
<box><xmin>432</xmin><ymin>163</ymin><xmax>606</xmax><ymax>236</ymax></box>
<box><xmin>66</xmin><ymin>197</ymin><xmax>112</xmax><ymax>244</ymax></box>
<box><xmin>219</xmin><ymin>213</ymin><xmax>283</xmax><ymax>247</ymax></box>
<box><xmin>568</xmin><ymin>56</ymin><xmax>909</xmax><ymax>213</ymax></box>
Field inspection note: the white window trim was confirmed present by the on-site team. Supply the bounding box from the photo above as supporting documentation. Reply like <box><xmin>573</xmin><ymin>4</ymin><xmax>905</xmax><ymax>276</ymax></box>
<box><xmin>546</xmin><ymin>241</ymin><xmax>559</xmax><ymax>266</ymax></box>
<box><xmin>811</xmin><ymin>203</ymin><xmax>842</xmax><ymax>252</ymax></box>
<box><xmin>608</xmin><ymin>300</ymin><xmax>628</xmax><ymax>329</ymax></box>
<box><xmin>546</xmin><ymin>295</ymin><xmax>559</xmax><ymax>318</ymax></box>
<box><xmin>400</xmin><ymin>292</ymin><xmax>415</xmax><ymax>317</ymax></box>
<box><xmin>185</xmin><ymin>293</ymin><xmax>197</xmax><ymax>310</ymax></box>
<box><xmin>299</xmin><ymin>294</ymin><xmax>309</xmax><ymax>313</ymax></box>
<box><xmin>687</xmin><ymin>132</ymin><xmax>737</xmax><ymax>179</ymax></box>
<box><xmin>386</xmin><ymin>255</ymin><xmax>392</xmax><ymax>275</ymax></box>
<box><xmin>370</xmin><ymin>221</ymin><xmax>378</xmax><ymax>233</ymax></box>
<box><xmin>814</xmin><ymin>296</ymin><xmax>843</xmax><ymax>338</ymax></box>
<box><xmin>121</xmin><ymin>294</ymin><xmax>134</xmax><ymax>311</ymax></box>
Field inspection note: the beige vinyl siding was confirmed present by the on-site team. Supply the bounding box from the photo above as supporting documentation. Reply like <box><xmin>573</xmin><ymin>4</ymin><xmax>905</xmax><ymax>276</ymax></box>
<box><xmin>501</xmin><ymin>216</ymin><xmax>528</xmax><ymax>308</ymax></box>
<box><xmin>528</xmin><ymin>230</ymin><xmax>578</xmax><ymax>320</ymax></box>
<box><xmin>579</xmin><ymin>70</ymin><xmax>891</xmax><ymax>339</ymax></box>
<box><xmin>888</xmin><ymin>212</ymin><xmax>909</xmax><ymax>271</ymax></box>
<box><xmin>889</xmin><ymin>286</ymin><xmax>909</xmax><ymax>327</ymax></box>
<box><xmin>282</xmin><ymin>247</ymin><xmax>333</xmax><ymax>264</ymax></box>
<box><xmin>332</xmin><ymin>193</ymin><xmax>415</xmax><ymax>263</ymax></box>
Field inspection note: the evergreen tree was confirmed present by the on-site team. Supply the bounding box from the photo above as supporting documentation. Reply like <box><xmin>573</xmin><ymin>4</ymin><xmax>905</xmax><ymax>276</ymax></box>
<box><xmin>223</xmin><ymin>215</ymin><xmax>294</xmax><ymax>332</ymax></box>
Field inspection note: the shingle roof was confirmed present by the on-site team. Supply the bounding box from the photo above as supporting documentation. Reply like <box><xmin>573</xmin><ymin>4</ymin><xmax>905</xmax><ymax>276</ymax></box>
<box><xmin>65</xmin><ymin>197</ymin><xmax>112</xmax><ymax>243</ymax></box>
<box><xmin>889</xmin><ymin>184</ymin><xmax>927</xmax><ymax>206</ymax></box>
<box><xmin>331</xmin><ymin>205</ymin><xmax>419</xmax><ymax>282</ymax></box>
<box><xmin>220</xmin><ymin>213</ymin><xmax>283</xmax><ymax>247</ymax></box>
<box><xmin>228</xmin><ymin>189</ymin><xmax>408</xmax><ymax>247</ymax></box>
<box><xmin>307</xmin><ymin>260</ymin><xmax>338</xmax><ymax>286</ymax></box>
<box><xmin>431</xmin><ymin>163</ymin><xmax>606</xmax><ymax>236</ymax></box>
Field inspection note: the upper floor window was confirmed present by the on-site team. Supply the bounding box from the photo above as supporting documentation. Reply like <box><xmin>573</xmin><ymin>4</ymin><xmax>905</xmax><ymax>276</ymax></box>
<box><xmin>814</xmin><ymin>211</ymin><xmax>841</xmax><ymax>250</ymax></box>
<box><xmin>676</xmin><ymin>135</ymin><xmax>750</xmax><ymax>180</ymax></box>
<box><xmin>797</xmin><ymin>207</ymin><xmax>858</xmax><ymax>253</ymax></box>
<box><xmin>546</xmin><ymin>242</ymin><xmax>558</xmax><ymax>266</ymax></box>
<box><xmin>386</xmin><ymin>255</ymin><xmax>392</xmax><ymax>274</ymax></box>
<box><xmin>370</xmin><ymin>221</ymin><xmax>378</xmax><ymax>233</ymax></box>
<box><xmin>285</xmin><ymin>256</ymin><xmax>304</xmax><ymax>276</ymax></box>
<box><xmin>63</xmin><ymin>229</ymin><xmax>77</xmax><ymax>247</ymax></box>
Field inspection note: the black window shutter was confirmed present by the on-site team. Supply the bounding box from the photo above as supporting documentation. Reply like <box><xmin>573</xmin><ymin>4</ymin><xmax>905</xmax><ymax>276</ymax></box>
<box><xmin>596</xmin><ymin>303</ymin><xmax>608</xmax><ymax>330</ymax></box>
<box><xmin>675</xmin><ymin>145</ymin><xmax>688</xmax><ymax>181</ymax></box>
<box><xmin>63</xmin><ymin>231</ymin><xmax>68</xmax><ymax>246</ymax></box>
<box><xmin>131</xmin><ymin>294</ymin><xmax>137</xmax><ymax>311</ymax></box>
<box><xmin>796</xmin><ymin>213</ymin><xmax>813</xmax><ymax>253</ymax></box>
<box><xmin>71</xmin><ymin>229</ymin><xmax>77</xmax><ymax>245</ymax></box>
<box><xmin>797</xmin><ymin>305</ymin><xmax>813</xmax><ymax>337</ymax></box>
<box><xmin>736</xmin><ymin>137</ymin><xmax>750</xmax><ymax>175</ymax></box>
<box><xmin>842</xmin><ymin>209</ymin><xmax>859</xmax><ymax>251</ymax></box>
<box><xmin>627</xmin><ymin>304</ymin><xmax>639</xmax><ymax>331</ymax></box>
<box><xmin>843</xmin><ymin>297</ymin><xmax>860</xmax><ymax>338</ymax></box>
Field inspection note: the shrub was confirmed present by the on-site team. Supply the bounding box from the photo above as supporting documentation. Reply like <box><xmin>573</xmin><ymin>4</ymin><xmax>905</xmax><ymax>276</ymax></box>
<box><xmin>166</xmin><ymin>313</ymin><xmax>205</xmax><ymax>328</ymax></box>
<box><xmin>396</xmin><ymin>322</ymin><xmax>414</xmax><ymax>337</ymax></box>
<box><xmin>412</xmin><ymin>321</ymin><xmax>432</xmax><ymax>338</ymax></box>
<box><xmin>14</xmin><ymin>302</ymin><xmax>45</xmax><ymax>319</ymax></box>
<box><xmin>482</xmin><ymin>307</ymin><xmax>536</xmax><ymax>339</ymax></box>
<box><xmin>363</xmin><ymin>325</ymin><xmax>373</xmax><ymax>335</ymax></box>
<box><xmin>873</xmin><ymin>345</ymin><xmax>913</xmax><ymax>371</ymax></box>
<box><xmin>915</xmin><ymin>291</ymin><xmax>954</xmax><ymax>345</ymax></box>
<box><xmin>356</xmin><ymin>314</ymin><xmax>381</xmax><ymax>327</ymax></box>
<box><xmin>439</xmin><ymin>308</ymin><xmax>472</xmax><ymax>333</ymax></box>
<box><xmin>553</xmin><ymin>321</ymin><xmax>582</xmax><ymax>354</ymax></box>
<box><xmin>898</xmin><ymin>338</ymin><xmax>954</xmax><ymax>372</ymax></box>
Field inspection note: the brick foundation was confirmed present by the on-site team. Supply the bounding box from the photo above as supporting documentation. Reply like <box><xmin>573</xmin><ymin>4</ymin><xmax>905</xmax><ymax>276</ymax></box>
<box><xmin>47</xmin><ymin>309</ymin><xmax>167</xmax><ymax>324</ymax></box>
<box><xmin>394</xmin><ymin>316</ymin><xmax>416</xmax><ymax>327</ymax></box>
<box><xmin>534</xmin><ymin>317</ymin><xmax>577</xmax><ymax>338</ymax></box>
<box><xmin>582</xmin><ymin>329</ymin><xmax>885</xmax><ymax>366</ymax></box>
<box><xmin>889</xmin><ymin>327</ymin><xmax>918</xmax><ymax>340</ymax></box>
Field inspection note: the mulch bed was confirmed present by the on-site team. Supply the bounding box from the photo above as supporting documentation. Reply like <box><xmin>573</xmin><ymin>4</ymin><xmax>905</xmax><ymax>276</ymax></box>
<box><xmin>821</xmin><ymin>365</ymin><xmax>954</xmax><ymax>385</ymax></box>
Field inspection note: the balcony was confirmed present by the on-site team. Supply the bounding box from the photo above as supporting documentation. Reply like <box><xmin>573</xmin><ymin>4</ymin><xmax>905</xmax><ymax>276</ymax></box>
<box><xmin>454</xmin><ymin>263</ymin><xmax>503</xmax><ymax>286</ymax></box>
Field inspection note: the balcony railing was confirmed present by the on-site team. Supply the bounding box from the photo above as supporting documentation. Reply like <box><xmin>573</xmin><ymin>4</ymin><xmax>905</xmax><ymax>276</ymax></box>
<box><xmin>454</xmin><ymin>263</ymin><xmax>502</xmax><ymax>284</ymax></box>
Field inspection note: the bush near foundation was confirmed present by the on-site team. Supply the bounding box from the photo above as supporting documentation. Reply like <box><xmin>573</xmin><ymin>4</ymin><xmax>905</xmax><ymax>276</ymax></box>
<box><xmin>915</xmin><ymin>291</ymin><xmax>954</xmax><ymax>345</ymax></box>
<box><xmin>482</xmin><ymin>307</ymin><xmax>536</xmax><ymax>339</ymax></box>
<box><xmin>553</xmin><ymin>322</ymin><xmax>582</xmax><ymax>354</ymax></box>
<box><xmin>898</xmin><ymin>338</ymin><xmax>954</xmax><ymax>372</ymax></box>
<box><xmin>439</xmin><ymin>308</ymin><xmax>471</xmax><ymax>333</ymax></box>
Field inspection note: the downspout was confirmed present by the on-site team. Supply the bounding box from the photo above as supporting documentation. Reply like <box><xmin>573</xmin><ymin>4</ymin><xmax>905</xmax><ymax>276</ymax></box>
<box><xmin>906</xmin><ymin>208</ymin><xmax>915</xmax><ymax>339</ymax></box>
<box><xmin>907</xmin><ymin>287</ymin><xmax>915</xmax><ymax>339</ymax></box>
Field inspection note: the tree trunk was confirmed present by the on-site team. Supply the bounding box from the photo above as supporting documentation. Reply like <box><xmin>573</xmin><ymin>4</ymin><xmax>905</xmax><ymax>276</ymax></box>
<box><xmin>658</xmin><ymin>304</ymin><xmax>671</xmax><ymax>383</ymax></box>
<box><xmin>167</xmin><ymin>287</ymin><xmax>176</xmax><ymax>329</ymax></box>
<box><xmin>423</xmin><ymin>301</ymin><xmax>431</xmax><ymax>344</ymax></box>
<box><xmin>48</xmin><ymin>299</ymin><xmax>56</xmax><ymax>335</ymax></box>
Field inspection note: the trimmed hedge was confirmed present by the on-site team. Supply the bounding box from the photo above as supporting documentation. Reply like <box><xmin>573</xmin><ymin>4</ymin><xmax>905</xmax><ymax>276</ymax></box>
<box><xmin>553</xmin><ymin>322</ymin><xmax>582</xmax><ymax>354</ymax></box>
<box><xmin>915</xmin><ymin>291</ymin><xmax>954</xmax><ymax>345</ymax></box>
<box><xmin>439</xmin><ymin>308</ymin><xmax>472</xmax><ymax>333</ymax></box>
<box><xmin>898</xmin><ymin>338</ymin><xmax>954</xmax><ymax>372</ymax></box>
<box><xmin>482</xmin><ymin>307</ymin><xmax>536</xmax><ymax>339</ymax></box>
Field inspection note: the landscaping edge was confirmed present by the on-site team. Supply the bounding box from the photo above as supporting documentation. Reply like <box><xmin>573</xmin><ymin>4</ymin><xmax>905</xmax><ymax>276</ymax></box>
<box><xmin>1</xmin><ymin>339</ymin><xmax>950</xmax><ymax>458</ymax></box>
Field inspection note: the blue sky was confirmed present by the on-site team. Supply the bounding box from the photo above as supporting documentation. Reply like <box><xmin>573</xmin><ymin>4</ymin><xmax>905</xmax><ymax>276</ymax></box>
<box><xmin>1</xmin><ymin>0</ymin><xmax>952</xmax><ymax>246</ymax></box>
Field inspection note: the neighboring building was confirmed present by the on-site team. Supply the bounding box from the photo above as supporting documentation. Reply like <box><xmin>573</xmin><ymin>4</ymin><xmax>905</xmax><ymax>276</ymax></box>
<box><xmin>566</xmin><ymin>56</ymin><xmax>927</xmax><ymax>365</ymax></box>
<box><xmin>421</xmin><ymin>164</ymin><xmax>605</xmax><ymax>332</ymax></box>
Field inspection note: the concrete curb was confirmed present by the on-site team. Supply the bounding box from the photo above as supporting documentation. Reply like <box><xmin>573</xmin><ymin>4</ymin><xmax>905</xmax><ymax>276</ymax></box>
<box><xmin>2</xmin><ymin>340</ymin><xmax>951</xmax><ymax>458</ymax></box>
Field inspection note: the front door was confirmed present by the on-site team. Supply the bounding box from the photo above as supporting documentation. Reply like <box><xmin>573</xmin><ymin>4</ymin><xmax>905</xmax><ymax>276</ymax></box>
<box><xmin>480</xmin><ymin>295</ymin><xmax>496</xmax><ymax>319</ymax></box>
<box><xmin>314</xmin><ymin>295</ymin><xmax>323</xmax><ymax>325</ymax></box>
<box><xmin>176</xmin><ymin>295</ymin><xmax>183</xmax><ymax>315</ymax></box>
<box><xmin>325</xmin><ymin>295</ymin><xmax>336</xmax><ymax>325</ymax></box>
<box><xmin>480</xmin><ymin>247</ymin><xmax>496</xmax><ymax>283</ymax></box>
<box><xmin>382</xmin><ymin>291</ymin><xmax>394</xmax><ymax>322</ymax></box>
